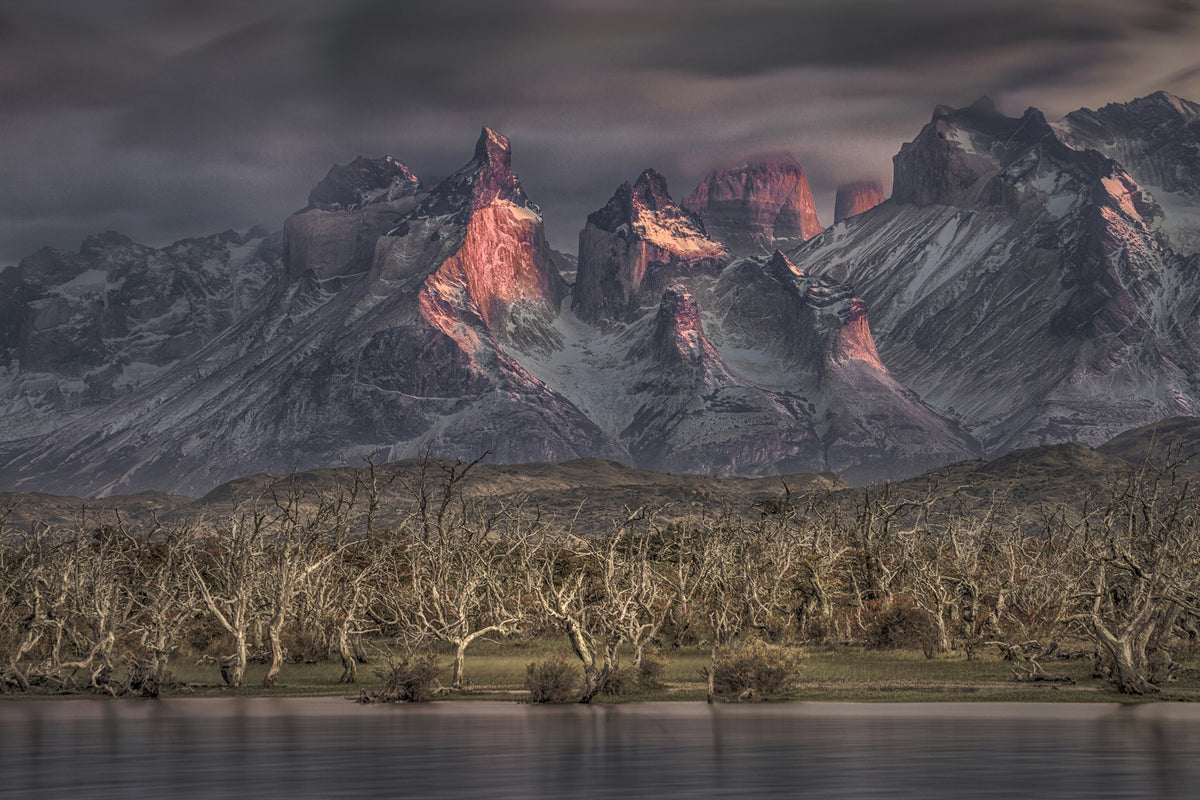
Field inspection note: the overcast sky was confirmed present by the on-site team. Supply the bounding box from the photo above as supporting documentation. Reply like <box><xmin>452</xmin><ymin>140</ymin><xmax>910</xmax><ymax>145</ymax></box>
<box><xmin>1</xmin><ymin>0</ymin><xmax>1198</xmax><ymax>265</ymax></box>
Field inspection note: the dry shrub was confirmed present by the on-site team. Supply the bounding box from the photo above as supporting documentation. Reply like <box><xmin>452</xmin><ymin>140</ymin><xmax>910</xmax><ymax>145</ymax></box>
<box><xmin>636</xmin><ymin>648</ymin><xmax>667</xmax><ymax>689</ymax></box>
<box><xmin>364</xmin><ymin>652</ymin><xmax>440</xmax><ymax>703</ymax></box>
<box><xmin>598</xmin><ymin>650</ymin><xmax>667</xmax><ymax>697</ymax></box>
<box><xmin>524</xmin><ymin>657</ymin><xmax>580</xmax><ymax>703</ymax></box>
<box><xmin>863</xmin><ymin>597</ymin><xmax>938</xmax><ymax>654</ymax></box>
<box><xmin>282</xmin><ymin>626</ymin><xmax>326</xmax><ymax>664</ymax></box>
<box><xmin>707</xmin><ymin>639</ymin><xmax>802</xmax><ymax>699</ymax></box>
<box><xmin>122</xmin><ymin>651</ymin><xmax>166</xmax><ymax>698</ymax></box>
<box><xmin>178</xmin><ymin>617</ymin><xmax>230</xmax><ymax>661</ymax></box>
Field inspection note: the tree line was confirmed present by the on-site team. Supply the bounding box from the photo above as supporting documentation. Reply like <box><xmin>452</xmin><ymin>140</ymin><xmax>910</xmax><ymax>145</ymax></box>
<box><xmin>3</xmin><ymin>452</ymin><xmax>1199</xmax><ymax>700</ymax></box>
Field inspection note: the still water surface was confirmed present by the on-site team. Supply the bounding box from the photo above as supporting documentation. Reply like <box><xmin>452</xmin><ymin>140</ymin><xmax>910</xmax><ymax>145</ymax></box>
<box><xmin>2</xmin><ymin>698</ymin><xmax>1199</xmax><ymax>799</ymax></box>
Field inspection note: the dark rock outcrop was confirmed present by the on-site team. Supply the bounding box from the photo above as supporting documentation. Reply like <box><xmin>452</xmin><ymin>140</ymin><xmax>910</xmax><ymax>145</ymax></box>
<box><xmin>306</xmin><ymin>155</ymin><xmax>419</xmax><ymax>212</ymax></box>
<box><xmin>712</xmin><ymin>251</ymin><xmax>979</xmax><ymax>482</ymax></box>
<box><xmin>284</xmin><ymin>156</ymin><xmax>425</xmax><ymax>281</ymax></box>
<box><xmin>620</xmin><ymin>284</ymin><xmax>825</xmax><ymax>476</ymax></box>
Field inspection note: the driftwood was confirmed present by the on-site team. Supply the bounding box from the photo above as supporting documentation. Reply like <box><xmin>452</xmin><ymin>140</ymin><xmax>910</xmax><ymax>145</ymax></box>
<box><xmin>991</xmin><ymin>640</ymin><xmax>1090</xmax><ymax>663</ymax></box>
<box><xmin>991</xmin><ymin>641</ymin><xmax>1077</xmax><ymax>683</ymax></box>
<box><xmin>1011</xmin><ymin>660</ymin><xmax>1075</xmax><ymax>684</ymax></box>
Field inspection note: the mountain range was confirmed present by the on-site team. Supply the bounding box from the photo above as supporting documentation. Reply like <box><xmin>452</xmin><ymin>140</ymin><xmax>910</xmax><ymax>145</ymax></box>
<box><xmin>1</xmin><ymin>92</ymin><xmax>1198</xmax><ymax>497</ymax></box>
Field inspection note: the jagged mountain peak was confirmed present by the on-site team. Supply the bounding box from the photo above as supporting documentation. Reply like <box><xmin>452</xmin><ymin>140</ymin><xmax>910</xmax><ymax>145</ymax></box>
<box><xmin>1100</xmin><ymin>90</ymin><xmax>1199</xmax><ymax>120</ymax></box>
<box><xmin>409</xmin><ymin>126</ymin><xmax>536</xmax><ymax>222</ymax></box>
<box><xmin>286</xmin><ymin>155</ymin><xmax>427</xmax><ymax>281</ymax></box>
<box><xmin>794</xmin><ymin>93</ymin><xmax>1200</xmax><ymax>457</ymax></box>
<box><xmin>588</xmin><ymin>169</ymin><xmax>699</xmax><ymax>233</ymax></box>
<box><xmin>736</xmin><ymin>250</ymin><xmax>881</xmax><ymax>373</ymax></box>
<box><xmin>709</xmin><ymin>251</ymin><xmax>975</xmax><ymax>482</ymax></box>
<box><xmin>626</xmin><ymin>285</ymin><xmax>723</xmax><ymax>373</ymax></box>
<box><xmin>632</xmin><ymin>168</ymin><xmax>672</xmax><ymax>208</ymax></box>
<box><xmin>1059</xmin><ymin>91</ymin><xmax>1200</xmax><ymax>254</ymax></box>
<box><xmin>573</xmin><ymin>169</ymin><xmax>725</xmax><ymax>322</ymax></box>
<box><xmin>933</xmin><ymin>95</ymin><xmax>1000</xmax><ymax>122</ymax></box>
<box><xmin>5</xmin><ymin>97</ymin><xmax>1200</xmax><ymax>496</ymax></box>
<box><xmin>474</xmin><ymin>126</ymin><xmax>513</xmax><ymax>167</ymax></box>
<box><xmin>306</xmin><ymin>155</ymin><xmax>420</xmax><ymax>212</ymax></box>
<box><xmin>892</xmin><ymin>98</ymin><xmax>1107</xmax><ymax>210</ymax></box>
<box><xmin>682</xmin><ymin>155</ymin><xmax>822</xmax><ymax>254</ymax></box>
<box><xmin>462</xmin><ymin>126</ymin><xmax>532</xmax><ymax>212</ymax></box>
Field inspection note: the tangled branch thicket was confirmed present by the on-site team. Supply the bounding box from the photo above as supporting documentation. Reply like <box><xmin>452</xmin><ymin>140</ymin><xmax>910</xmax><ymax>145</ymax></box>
<box><xmin>2</xmin><ymin>453</ymin><xmax>1199</xmax><ymax>700</ymax></box>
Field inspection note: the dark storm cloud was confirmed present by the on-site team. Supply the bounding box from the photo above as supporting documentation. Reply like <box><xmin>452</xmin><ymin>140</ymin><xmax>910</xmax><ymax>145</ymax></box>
<box><xmin>1</xmin><ymin>0</ymin><xmax>1198</xmax><ymax>265</ymax></box>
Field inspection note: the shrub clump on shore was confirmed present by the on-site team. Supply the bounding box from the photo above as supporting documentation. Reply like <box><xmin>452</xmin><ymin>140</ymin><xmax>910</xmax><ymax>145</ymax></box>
<box><xmin>705</xmin><ymin>640</ymin><xmax>803</xmax><ymax>700</ymax></box>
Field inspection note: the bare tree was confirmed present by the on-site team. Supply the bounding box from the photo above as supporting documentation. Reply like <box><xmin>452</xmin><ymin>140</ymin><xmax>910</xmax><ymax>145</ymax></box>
<box><xmin>309</xmin><ymin>535</ymin><xmax>378</xmax><ymax>683</ymax></box>
<box><xmin>302</xmin><ymin>455</ymin><xmax>399</xmax><ymax>683</ymax></box>
<box><xmin>360</xmin><ymin>453</ymin><xmax>527</xmax><ymax>689</ymax></box>
<box><xmin>787</xmin><ymin>494</ymin><xmax>852</xmax><ymax>640</ymax></box>
<box><xmin>671</xmin><ymin>507</ymin><xmax>800</xmax><ymax>703</ymax></box>
<box><xmin>120</xmin><ymin>521</ymin><xmax>202</xmax><ymax>695</ymax></box>
<box><xmin>524</xmin><ymin>508</ymin><xmax>667</xmax><ymax>702</ymax></box>
<box><xmin>259</xmin><ymin>477</ymin><xmax>350</xmax><ymax>688</ymax></box>
<box><xmin>1076</xmin><ymin>459</ymin><xmax>1200</xmax><ymax>694</ymax></box>
<box><xmin>59</xmin><ymin>523</ymin><xmax>137</xmax><ymax>691</ymax></box>
<box><xmin>846</xmin><ymin>485</ymin><xmax>914</xmax><ymax>629</ymax></box>
<box><xmin>986</xmin><ymin>507</ymin><xmax>1083</xmax><ymax>647</ymax></box>
<box><xmin>1</xmin><ymin>522</ymin><xmax>54</xmax><ymax>691</ymax></box>
<box><xmin>894</xmin><ymin>496</ymin><xmax>992</xmax><ymax>655</ymax></box>
<box><xmin>187</xmin><ymin>507</ymin><xmax>268</xmax><ymax>688</ymax></box>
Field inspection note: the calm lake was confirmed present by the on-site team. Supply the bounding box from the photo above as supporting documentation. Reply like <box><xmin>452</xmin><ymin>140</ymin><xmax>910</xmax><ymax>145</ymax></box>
<box><xmin>2</xmin><ymin>698</ymin><xmax>1199</xmax><ymax>798</ymax></box>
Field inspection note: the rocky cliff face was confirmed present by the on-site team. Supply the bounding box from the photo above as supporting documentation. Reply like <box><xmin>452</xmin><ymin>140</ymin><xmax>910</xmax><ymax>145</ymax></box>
<box><xmin>1058</xmin><ymin>91</ymin><xmax>1200</xmax><ymax>254</ymax></box>
<box><xmin>709</xmin><ymin>251</ymin><xmax>977</xmax><ymax>482</ymax></box>
<box><xmin>834</xmin><ymin>181</ymin><xmax>886</xmax><ymax>223</ymax></box>
<box><xmin>573</xmin><ymin>169</ymin><xmax>726</xmax><ymax>321</ymax></box>
<box><xmin>408</xmin><ymin>128</ymin><xmax>566</xmax><ymax>349</ymax></box>
<box><xmin>793</xmin><ymin>94</ymin><xmax>1200</xmax><ymax>454</ymax></box>
<box><xmin>682</xmin><ymin>157</ymin><xmax>823</xmax><ymax>254</ymax></box>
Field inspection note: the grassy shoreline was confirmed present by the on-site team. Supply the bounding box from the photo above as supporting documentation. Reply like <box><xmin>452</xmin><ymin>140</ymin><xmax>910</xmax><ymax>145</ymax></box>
<box><xmin>6</xmin><ymin>642</ymin><xmax>1198</xmax><ymax>704</ymax></box>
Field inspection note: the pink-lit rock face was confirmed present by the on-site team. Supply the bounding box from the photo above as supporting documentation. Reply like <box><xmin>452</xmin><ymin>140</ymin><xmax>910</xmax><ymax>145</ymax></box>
<box><xmin>682</xmin><ymin>156</ymin><xmax>822</xmax><ymax>254</ymax></box>
<box><xmin>831</xmin><ymin>296</ymin><xmax>885</xmax><ymax>370</ymax></box>
<box><xmin>1061</xmin><ymin>91</ymin><xmax>1200</xmax><ymax>255</ymax></box>
<box><xmin>411</xmin><ymin>127</ymin><xmax>565</xmax><ymax>344</ymax></box>
<box><xmin>574</xmin><ymin>169</ymin><xmax>725</xmax><ymax>321</ymax></box>
<box><xmin>833</xmin><ymin>181</ymin><xmax>886</xmax><ymax>223</ymax></box>
<box><xmin>419</xmin><ymin>201</ymin><xmax>562</xmax><ymax>336</ymax></box>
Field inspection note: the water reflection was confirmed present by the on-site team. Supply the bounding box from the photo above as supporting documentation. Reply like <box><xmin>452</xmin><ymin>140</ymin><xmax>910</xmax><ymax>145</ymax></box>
<box><xmin>1</xmin><ymin>699</ymin><xmax>1199</xmax><ymax>798</ymax></box>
